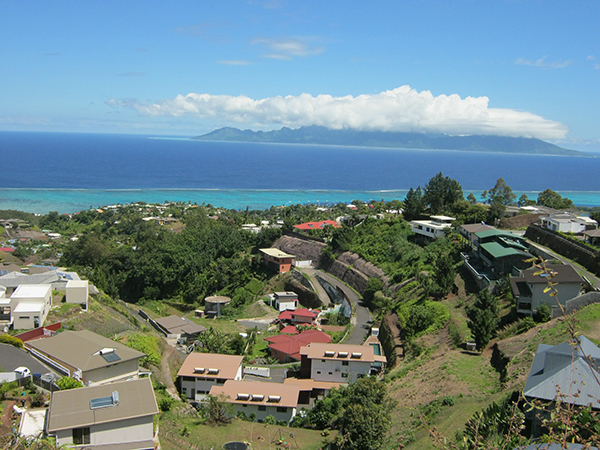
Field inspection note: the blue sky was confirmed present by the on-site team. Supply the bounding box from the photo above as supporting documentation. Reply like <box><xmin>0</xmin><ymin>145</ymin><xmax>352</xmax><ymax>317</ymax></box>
<box><xmin>1</xmin><ymin>1</ymin><xmax>598</xmax><ymax>149</ymax></box>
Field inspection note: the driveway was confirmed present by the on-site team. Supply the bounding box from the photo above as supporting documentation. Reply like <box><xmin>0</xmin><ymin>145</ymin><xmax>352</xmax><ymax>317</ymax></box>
<box><xmin>300</xmin><ymin>268</ymin><xmax>372</xmax><ymax>345</ymax></box>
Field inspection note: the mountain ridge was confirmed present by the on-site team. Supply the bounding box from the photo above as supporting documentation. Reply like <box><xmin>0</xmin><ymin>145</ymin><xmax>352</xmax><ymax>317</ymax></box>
<box><xmin>192</xmin><ymin>125</ymin><xmax>584</xmax><ymax>156</ymax></box>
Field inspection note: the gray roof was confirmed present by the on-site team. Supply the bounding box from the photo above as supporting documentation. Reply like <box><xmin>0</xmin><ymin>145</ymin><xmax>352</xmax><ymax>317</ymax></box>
<box><xmin>154</xmin><ymin>315</ymin><xmax>206</xmax><ymax>335</ymax></box>
<box><xmin>0</xmin><ymin>271</ymin><xmax>59</xmax><ymax>288</ymax></box>
<box><xmin>26</xmin><ymin>330</ymin><xmax>145</xmax><ymax>373</ymax></box>
<box><xmin>47</xmin><ymin>377</ymin><xmax>158</xmax><ymax>432</ymax></box>
<box><xmin>524</xmin><ymin>336</ymin><xmax>600</xmax><ymax>407</ymax></box>
<box><xmin>519</xmin><ymin>264</ymin><xmax>584</xmax><ymax>285</ymax></box>
<box><xmin>0</xmin><ymin>343</ymin><xmax>56</xmax><ymax>375</ymax></box>
<box><xmin>459</xmin><ymin>223</ymin><xmax>495</xmax><ymax>234</ymax></box>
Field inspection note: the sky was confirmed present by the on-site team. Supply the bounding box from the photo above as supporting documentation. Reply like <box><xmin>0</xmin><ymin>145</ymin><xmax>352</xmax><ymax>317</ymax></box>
<box><xmin>1</xmin><ymin>1</ymin><xmax>599</xmax><ymax>150</ymax></box>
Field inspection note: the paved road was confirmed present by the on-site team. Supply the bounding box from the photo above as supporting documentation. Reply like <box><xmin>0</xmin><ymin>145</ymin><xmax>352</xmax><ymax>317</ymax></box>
<box><xmin>300</xmin><ymin>268</ymin><xmax>373</xmax><ymax>345</ymax></box>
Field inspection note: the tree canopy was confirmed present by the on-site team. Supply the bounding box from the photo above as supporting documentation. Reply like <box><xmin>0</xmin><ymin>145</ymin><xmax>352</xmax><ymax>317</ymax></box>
<box><xmin>537</xmin><ymin>188</ymin><xmax>573</xmax><ymax>210</ymax></box>
<box><xmin>423</xmin><ymin>172</ymin><xmax>464</xmax><ymax>215</ymax></box>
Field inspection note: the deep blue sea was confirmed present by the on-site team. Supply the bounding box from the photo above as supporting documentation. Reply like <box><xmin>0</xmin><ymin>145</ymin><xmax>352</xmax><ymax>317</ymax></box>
<box><xmin>0</xmin><ymin>131</ymin><xmax>599</xmax><ymax>214</ymax></box>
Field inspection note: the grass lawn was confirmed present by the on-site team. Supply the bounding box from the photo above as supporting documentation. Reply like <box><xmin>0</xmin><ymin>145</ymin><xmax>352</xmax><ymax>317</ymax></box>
<box><xmin>159</xmin><ymin>406</ymin><xmax>331</xmax><ymax>450</ymax></box>
<box><xmin>184</xmin><ymin>315</ymin><xmax>248</xmax><ymax>334</ymax></box>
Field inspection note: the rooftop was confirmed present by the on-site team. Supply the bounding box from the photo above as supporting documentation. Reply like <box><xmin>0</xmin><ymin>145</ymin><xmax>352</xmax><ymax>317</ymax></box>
<box><xmin>47</xmin><ymin>377</ymin><xmax>158</xmax><ymax>432</ymax></box>
<box><xmin>154</xmin><ymin>315</ymin><xmax>206</xmax><ymax>335</ymax></box>
<box><xmin>177</xmin><ymin>353</ymin><xmax>244</xmax><ymax>379</ymax></box>
<box><xmin>300</xmin><ymin>342</ymin><xmax>382</xmax><ymax>363</ymax></box>
<box><xmin>293</xmin><ymin>220</ymin><xmax>341</xmax><ymax>230</ymax></box>
<box><xmin>259</xmin><ymin>248</ymin><xmax>295</xmax><ymax>259</ymax></box>
<box><xmin>26</xmin><ymin>330</ymin><xmax>145</xmax><ymax>372</ymax></box>
<box><xmin>209</xmin><ymin>380</ymin><xmax>300</xmax><ymax>408</ymax></box>
<box><xmin>10</xmin><ymin>284</ymin><xmax>52</xmax><ymax>299</ymax></box>
<box><xmin>519</xmin><ymin>264</ymin><xmax>584</xmax><ymax>285</ymax></box>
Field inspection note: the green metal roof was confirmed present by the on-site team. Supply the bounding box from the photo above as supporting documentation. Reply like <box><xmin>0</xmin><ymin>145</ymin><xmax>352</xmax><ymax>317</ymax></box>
<box><xmin>480</xmin><ymin>241</ymin><xmax>531</xmax><ymax>259</ymax></box>
<box><xmin>475</xmin><ymin>229</ymin><xmax>520</xmax><ymax>239</ymax></box>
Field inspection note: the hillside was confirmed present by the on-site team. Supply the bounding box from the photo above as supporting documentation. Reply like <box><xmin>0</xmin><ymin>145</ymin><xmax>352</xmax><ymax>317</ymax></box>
<box><xmin>192</xmin><ymin>125</ymin><xmax>584</xmax><ymax>156</ymax></box>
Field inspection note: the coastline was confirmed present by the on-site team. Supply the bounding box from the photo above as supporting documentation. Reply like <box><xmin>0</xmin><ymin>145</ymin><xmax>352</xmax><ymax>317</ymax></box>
<box><xmin>1</xmin><ymin>188</ymin><xmax>598</xmax><ymax>215</ymax></box>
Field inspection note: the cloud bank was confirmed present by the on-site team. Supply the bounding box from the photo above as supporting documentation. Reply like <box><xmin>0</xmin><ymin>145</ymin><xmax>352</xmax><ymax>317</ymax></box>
<box><xmin>107</xmin><ymin>86</ymin><xmax>568</xmax><ymax>139</ymax></box>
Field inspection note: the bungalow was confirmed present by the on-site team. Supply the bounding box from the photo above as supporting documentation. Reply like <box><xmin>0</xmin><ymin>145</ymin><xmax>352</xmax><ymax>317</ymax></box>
<box><xmin>26</xmin><ymin>330</ymin><xmax>145</xmax><ymax>385</ymax></box>
<box><xmin>259</xmin><ymin>248</ymin><xmax>295</xmax><ymax>274</ymax></box>
<box><xmin>540</xmin><ymin>213</ymin><xmax>598</xmax><ymax>234</ymax></box>
<box><xmin>153</xmin><ymin>314</ymin><xmax>206</xmax><ymax>340</ymax></box>
<box><xmin>9</xmin><ymin>284</ymin><xmax>52</xmax><ymax>330</ymax></box>
<box><xmin>584</xmin><ymin>229</ymin><xmax>600</xmax><ymax>246</ymax></box>
<box><xmin>299</xmin><ymin>342</ymin><xmax>386</xmax><ymax>383</ymax></box>
<box><xmin>267</xmin><ymin>291</ymin><xmax>299</xmax><ymax>312</ymax></box>
<box><xmin>523</xmin><ymin>336</ymin><xmax>600</xmax><ymax>438</ymax></box>
<box><xmin>177</xmin><ymin>353</ymin><xmax>244</xmax><ymax>400</ymax></box>
<box><xmin>410</xmin><ymin>215</ymin><xmax>455</xmax><ymax>240</ymax></box>
<box><xmin>279</xmin><ymin>308</ymin><xmax>319</xmax><ymax>325</ymax></box>
<box><xmin>510</xmin><ymin>264</ymin><xmax>584</xmax><ymax>316</ymax></box>
<box><xmin>209</xmin><ymin>380</ymin><xmax>301</xmax><ymax>424</ymax></box>
<box><xmin>46</xmin><ymin>377</ymin><xmax>159</xmax><ymax>449</ymax></box>
<box><xmin>265</xmin><ymin>329</ymin><xmax>332</xmax><ymax>363</ymax></box>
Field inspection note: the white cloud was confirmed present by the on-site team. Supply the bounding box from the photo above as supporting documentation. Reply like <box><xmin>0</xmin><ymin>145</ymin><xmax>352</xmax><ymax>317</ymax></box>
<box><xmin>107</xmin><ymin>86</ymin><xmax>569</xmax><ymax>139</ymax></box>
<box><xmin>515</xmin><ymin>56</ymin><xmax>572</xmax><ymax>69</ymax></box>
<box><xmin>587</xmin><ymin>55</ymin><xmax>596</xmax><ymax>61</ymax></box>
<box><xmin>251</xmin><ymin>37</ymin><xmax>325</xmax><ymax>59</ymax></box>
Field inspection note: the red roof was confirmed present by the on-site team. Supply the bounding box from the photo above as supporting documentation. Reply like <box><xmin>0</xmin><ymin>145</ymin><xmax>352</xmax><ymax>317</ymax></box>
<box><xmin>278</xmin><ymin>308</ymin><xmax>319</xmax><ymax>321</ymax></box>
<box><xmin>0</xmin><ymin>247</ymin><xmax>14</xmax><ymax>252</ymax></box>
<box><xmin>281</xmin><ymin>325</ymin><xmax>299</xmax><ymax>334</ymax></box>
<box><xmin>266</xmin><ymin>330</ymin><xmax>332</xmax><ymax>361</ymax></box>
<box><xmin>293</xmin><ymin>220</ymin><xmax>341</xmax><ymax>230</ymax></box>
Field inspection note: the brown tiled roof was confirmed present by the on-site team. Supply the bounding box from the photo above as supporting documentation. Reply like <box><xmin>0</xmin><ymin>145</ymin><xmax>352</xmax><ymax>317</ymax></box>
<box><xmin>299</xmin><ymin>342</ymin><xmax>380</xmax><ymax>363</ymax></box>
<box><xmin>47</xmin><ymin>377</ymin><xmax>158</xmax><ymax>432</ymax></box>
<box><xmin>209</xmin><ymin>380</ymin><xmax>300</xmax><ymax>408</ymax></box>
<box><xmin>177</xmin><ymin>353</ymin><xmax>243</xmax><ymax>379</ymax></box>
<box><xmin>154</xmin><ymin>315</ymin><xmax>206</xmax><ymax>335</ymax></box>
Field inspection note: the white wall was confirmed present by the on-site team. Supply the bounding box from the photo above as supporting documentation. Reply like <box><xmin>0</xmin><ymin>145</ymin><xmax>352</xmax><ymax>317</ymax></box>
<box><xmin>66</xmin><ymin>281</ymin><xmax>89</xmax><ymax>307</ymax></box>
<box><xmin>54</xmin><ymin>416</ymin><xmax>154</xmax><ymax>447</ymax></box>
<box><xmin>84</xmin><ymin>359</ymin><xmax>139</xmax><ymax>385</ymax></box>
<box><xmin>311</xmin><ymin>359</ymin><xmax>371</xmax><ymax>383</ymax></box>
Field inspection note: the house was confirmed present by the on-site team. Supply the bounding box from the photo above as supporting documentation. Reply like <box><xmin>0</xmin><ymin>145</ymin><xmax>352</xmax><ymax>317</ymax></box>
<box><xmin>540</xmin><ymin>213</ymin><xmax>598</xmax><ymax>234</ymax></box>
<box><xmin>259</xmin><ymin>248</ymin><xmax>295</xmax><ymax>273</ymax></box>
<box><xmin>9</xmin><ymin>284</ymin><xmax>52</xmax><ymax>330</ymax></box>
<box><xmin>293</xmin><ymin>220</ymin><xmax>341</xmax><ymax>231</ymax></box>
<box><xmin>267</xmin><ymin>291</ymin><xmax>299</xmax><ymax>311</ymax></box>
<box><xmin>510</xmin><ymin>264</ymin><xmax>584</xmax><ymax>316</ymax></box>
<box><xmin>46</xmin><ymin>377</ymin><xmax>159</xmax><ymax>449</ymax></box>
<box><xmin>299</xmin><ymin>342</ymin><xmax>386</xmax><ymax>383</ymax></box>
<box><xmin>523</xmin><ymin>336</ymin><xmax>600</xmax><ymax>438</ymax></box>
<box><xmin>177</xmin><ymin>353</ymin><xmax>244</xmax><ymax>400</ymax></box>
<box><xmin>583</xmin><ymin>229</ymin><xmax>600</xmax><ymax>246</ymax></box>
<box><xmin>457</xmin><ymin>223</ymin><xmax>495</xmax><ymax>247</ymax></box>
<box><xmin>265</xmin><ymin>329</ymin><xmax>332</xmax><ymax>363</ymax></box>
<box><xmin>410</xmin><ymin>215</ymin><xmax>455</xmax><ymax>240</ymax></box>
<box><xmin>282</xmin><ymin>378</ymin><xmax>341</xmax><ymax>408</ymax></box>
<box><xmin>209</xmin><ymin>380</ymin><xmax>301</xmax><ymax>424</ymax></box>
<box><xmin>26</xmin><ymin>329</ymin><xmax>145</xmax><ymax>385</ymax></box>
<box><xmin>0</xmin><ymin>271</ymin><xmax>59</xmax><ymax>296</ymax></box>
<box><xmin>153</xmin><ymin>314</ymin><xmax>206</xmax><ymax>340</ymax></box>
<box><xmin>475</xmin><ymin>229</ymin><xmax>533</xmax><ymax>276</ymax></box>
<box><xmin>65</xmin><ymin>279</ymin><xmax>89</xmax><ymax>309</ymax></box>
<box><xmin>278</xmin><ymin>308</ymin><xmax>319</xmax><ymax>325</ymax></box>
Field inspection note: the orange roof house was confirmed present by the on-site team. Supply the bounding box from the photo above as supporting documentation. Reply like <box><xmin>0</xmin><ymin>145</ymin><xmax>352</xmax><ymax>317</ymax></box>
<box><xmin>278</xmin><ymin>308</ymin><xmax>319</xmax><ymax>324</ymax></box>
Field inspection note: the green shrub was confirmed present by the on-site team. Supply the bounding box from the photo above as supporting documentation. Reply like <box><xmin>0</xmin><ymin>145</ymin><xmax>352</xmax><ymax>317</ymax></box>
<box><xmin>263</xmin><ymin>415</ymin><xmax>277</xmax><ymax>425</ymax></box>
<box><xmin>448</xmin><ymin>319</ymin><xmax>464</xmax><ymax>349</ymax></box>
<box><xmin>0</xmin><ymin>334</ymin><xmax>24</xmax><ymax>349</ymax></box>
<box><xmin>158</xmin><ymin>397</ymin><xmax>173</xmax><ymax>412</ymax></box>
<box><xmin>534</xmin><ymin>304</ymin><xmax>552</xmax><ymax>323</ymax></box>
<box><xmin>56</xmin><ymin>376</ymin><xmax>83</xmax><ymax>390</ymax></box>
<box><xmin>122</xmin><ymin>333</ymin><xmax>161</xmax><ymax>367</ymax></box>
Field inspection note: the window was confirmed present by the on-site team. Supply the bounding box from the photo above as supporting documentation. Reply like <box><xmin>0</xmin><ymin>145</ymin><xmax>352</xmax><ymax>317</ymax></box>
<box><xmin>217</xmin><ymin>379</ymin><xmax>225</xmax><ymax>385</ymax></box>
<box><xmin>342</xmin><ymin>361</ymin><xmax>349</xmax><ymax>366</ymax></box>
<box><xmin>258</xmin><ymin>405</ymin><xmax>267</xmax><ymax>411</ymax></box>
<box><xmin>321</xmin><ymin>359</ymin><xmax>326</xmax><ymax>362</ymax></box>
<box><xmin>277</xmin><ymin>407</ymin><xmax>288</xmax><ymax>413</ymax></box>
<box><xmin>316</xmin><ymin>371</ymin><xmax>321</xmax><ymax>374</ymax></box>
<box><xmin>341</xmin><ymin>373</ymin><xmax>348</xmax><ymax>378</ymax></box>
<box><xmin>328</xmin><ymin>372</ymin><xmax>333</xmax><ymax>375</ymax></box>
<box><xmin>73</xmin><ymin>427</ymin><xmax>90</xmax><ymax>445</ymax></box>
<box><xmin>242</xmin><ymin>404</ymin><xmax>247</xmax><ymax>408</ymax></box>
<box><xmin>182</xmin><ymin>376</ymin><xmax>194</xmax><ymax>382</ymax></box>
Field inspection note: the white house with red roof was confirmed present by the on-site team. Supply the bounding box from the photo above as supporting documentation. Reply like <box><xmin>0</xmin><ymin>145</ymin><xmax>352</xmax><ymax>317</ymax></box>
<box><xmin>278</xmin><ymin>308</ymin><xmax>319</xmax><ymax>324</ymax></box>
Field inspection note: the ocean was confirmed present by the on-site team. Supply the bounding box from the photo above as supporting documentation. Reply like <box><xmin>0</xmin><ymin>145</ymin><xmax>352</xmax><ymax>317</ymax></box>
<box><xmin>0</xmin><ymin>131</ymin><xmax>599</xmax><ymax>214</ymax></box>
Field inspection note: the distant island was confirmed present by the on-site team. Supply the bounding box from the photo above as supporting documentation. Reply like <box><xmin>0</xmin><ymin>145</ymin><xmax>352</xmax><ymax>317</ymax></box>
<box><xmin>193</xmin><ymin>125</ymin><xmax>584</xmax><ymax>156</ymax></box>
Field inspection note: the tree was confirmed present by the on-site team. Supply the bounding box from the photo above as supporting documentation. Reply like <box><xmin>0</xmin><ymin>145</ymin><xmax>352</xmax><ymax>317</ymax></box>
<box><xmin>537</xmin><ymin>188</ymin><xmax>574</xmax><ymax>210</ymax></box>
<box><xmin>363</xmin><ymin>277</ymin><xmax>383</xmax><ymax>306</ymax></box>
<box><xmin>56</xmin><ymin>376</ymin><xmax>83</xmax><ymax>390</ymax></box>
<box><xmin>434</xmin><ymin>252</ymin><xmax>455</xmax><ymax>297</ymax></box>
<box><xmin>466</xmin><ymin>289</ymin><xmax>499</xmax><ymax>351</ymax></box>
<box><xmin>339</xmin><ymin>377</ymin><xmax>396</xmax><ymax>450</ymax></box>
<box><xmin>486</xmin><ymin>178</ymin><xmax>516</xmax><ymax>221</ymax></box>
<box><xmin>423</xmin><ymin>172</ymin><xmax>464</xmax><ymax>215</ymax></box>
<box><xmin>402</xmin><ymin>186</ymin><xmax>425</xmax><ymax>221</ymax></box>
<box><xmin>204</xmin><ymin>393</ymin><xmax>234</xmax><ymax>424</ymax></box>
<box><xmin>467</xmin><ymin>193</ymin><xmax>477</xmax><ymax>205</ymax></box>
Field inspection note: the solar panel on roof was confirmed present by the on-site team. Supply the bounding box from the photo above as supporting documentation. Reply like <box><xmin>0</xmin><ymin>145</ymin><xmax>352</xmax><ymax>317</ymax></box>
<box><xmin>0</xmin><ymin>270</ymin><xmax>7</xmax><ymax>276</ymax></box>
<box><xmin>90</xmin><ymin>396</ymin><xmax>114</xmax><ymax>409</ymax></box>
<box><xmin>101</xmin><ymin>352</ymin><xmax>121</xmax><ymax>363</ymax></box>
